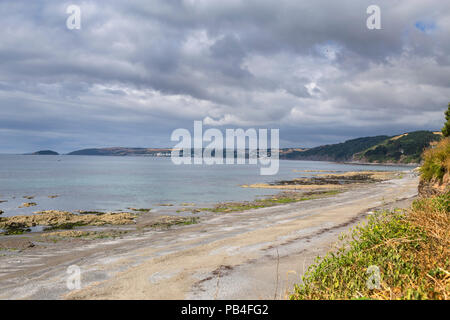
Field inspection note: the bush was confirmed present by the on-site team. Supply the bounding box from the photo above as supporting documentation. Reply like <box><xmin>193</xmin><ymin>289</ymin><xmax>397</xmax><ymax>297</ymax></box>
<box><xmin>420</xmin><ymin>138</ymin><xmax>450</xmax><ymax>182</ymax></box>
<box><xmin>290</xmin><ymin>193</ymin><xmax>449</xmax><ymax>300</ymax></box>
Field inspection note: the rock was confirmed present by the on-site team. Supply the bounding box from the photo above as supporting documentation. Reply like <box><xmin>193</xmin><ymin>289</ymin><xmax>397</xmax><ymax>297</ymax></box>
<box><xmin>0</xmin><ymin>210</ymin><xmax>3</xmax><ymax>215</ymax></box>
<box><xmin>0</xmin><ymin>239</ymin><xmax>35</xmax><ymax>250</ymax></box>
<box><xmin>76</xmin><ymin>210</ymin><xmax>106</xmax><ymax>215</ymax></box>
<box><xmin>0</xmin><ymin>210</ymin><xmax>136</xmax><ymax>230</ymax></box>
<box><xmin>127</xmin><ymin>208</ymin><xmax>152</xmax><ymax>212</ymax></box>
<box><xmin>19</xmin><ymin>202</ymin><xmax>37</xmax><ymax>208</ymax></box>
<box><xmin>418</xmin><ymin>173</ymin><xmax>450</xmax><ymax>197</ymax></box>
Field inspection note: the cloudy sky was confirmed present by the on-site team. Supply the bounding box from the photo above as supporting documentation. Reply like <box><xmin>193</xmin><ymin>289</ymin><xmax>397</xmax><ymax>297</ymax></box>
<box><xmin>0</xmin><ymin>0</ymin><xmax>449</xmax><ymax>153</ymax></box>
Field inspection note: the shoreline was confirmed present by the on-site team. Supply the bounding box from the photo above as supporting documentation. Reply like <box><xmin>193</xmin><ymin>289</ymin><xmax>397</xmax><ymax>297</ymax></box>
<box><xmin>0</xmin><ymin>170</ymin><xmax>404</xmax><ymax>234</ymax></box>
<box><xmin>340</xmin><ymin>160</ymin><xmax>419</xmax><ymax>167</ymax></box>
<box><xmin>0</xmin><ymin>170</ymin><xmax>419</xmax><ymax>299</ymax></box>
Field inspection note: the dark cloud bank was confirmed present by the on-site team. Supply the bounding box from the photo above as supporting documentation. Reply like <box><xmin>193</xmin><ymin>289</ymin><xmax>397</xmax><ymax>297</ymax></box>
<box><xmin>0</xmin><ymin>0</ymin><xmax>449</xmax><ymax>153</ymax></box>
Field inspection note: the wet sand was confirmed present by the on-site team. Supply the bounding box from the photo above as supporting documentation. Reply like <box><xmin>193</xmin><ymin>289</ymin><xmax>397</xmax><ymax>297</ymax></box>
<box><xmin>0</xmin><ymin>172</ymin><xmax>418</xmax><ymax>299</ymax></box>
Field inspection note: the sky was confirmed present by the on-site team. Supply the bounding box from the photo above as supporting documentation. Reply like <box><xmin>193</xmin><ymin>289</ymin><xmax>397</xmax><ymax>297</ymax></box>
<box><xmin>0</xmin><ymin>0</ymin><xmax>449</xmax><ymax>153</ymax></box>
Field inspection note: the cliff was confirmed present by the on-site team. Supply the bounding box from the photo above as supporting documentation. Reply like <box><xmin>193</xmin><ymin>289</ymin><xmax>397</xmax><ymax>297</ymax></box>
<box><xmin>418</xmin><ymin>137</ymin><xmax>450</xmax><ymax>197</ymax></box>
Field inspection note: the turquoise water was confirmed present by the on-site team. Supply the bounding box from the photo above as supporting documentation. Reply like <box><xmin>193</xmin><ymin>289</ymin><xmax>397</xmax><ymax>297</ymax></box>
<box><xmin>0</xmin><ymin>155</ymin><xmax>412</xmax><ymax>217</ymax></box>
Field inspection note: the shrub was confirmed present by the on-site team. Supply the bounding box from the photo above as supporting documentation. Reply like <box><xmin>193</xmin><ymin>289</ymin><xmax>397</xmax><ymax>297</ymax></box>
<box><xmin>420</xmin><ymin>138</ymin><xmax>450</xmax><ymax>182</ymax></box>
<box><xmin>290</xmin><ymin>193</ymin><xmax>449</xmax><ymax>300</ymax></box>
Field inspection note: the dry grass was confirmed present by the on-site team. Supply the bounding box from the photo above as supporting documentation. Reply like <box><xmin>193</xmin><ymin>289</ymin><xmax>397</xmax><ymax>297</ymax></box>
<box><xmin>421</xmin><ymin>137</ymin><xmax>450</xmax><ymax>182</ymax></box>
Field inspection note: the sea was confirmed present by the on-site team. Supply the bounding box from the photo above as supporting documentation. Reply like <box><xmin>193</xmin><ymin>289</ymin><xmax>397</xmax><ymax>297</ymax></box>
<box><xmin>0</xmin><ymin>155</ymin><xmax>413</xmax><ymax>217</ymax></box>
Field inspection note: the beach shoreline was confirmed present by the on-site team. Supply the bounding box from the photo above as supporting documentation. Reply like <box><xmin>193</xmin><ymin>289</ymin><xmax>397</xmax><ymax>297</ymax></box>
<box><xmin>0</xmin><ymin>169</ymin><xmax>419</xmax><ymax>299</ymax></box>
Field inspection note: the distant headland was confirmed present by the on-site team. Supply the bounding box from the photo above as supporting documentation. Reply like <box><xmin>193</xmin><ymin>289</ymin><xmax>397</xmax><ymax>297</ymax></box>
<box><xmin>31</xmin><ymin>150</ymin><xmax>59</xmax><ymax>155</ymax></box>
<box><xmin>24</xmin><ymin>130</ymin><xmax>443</xmax><ymax>164</ymax></box>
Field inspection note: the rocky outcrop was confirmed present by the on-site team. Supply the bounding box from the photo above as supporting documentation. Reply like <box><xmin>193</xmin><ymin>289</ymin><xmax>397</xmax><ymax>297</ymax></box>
<box><xmin>0</xmin><ymin>210</ymin><xmax>136</xmax><ymax>232</ymax></box>
<box><xmin>418</xmin><ymin>172</ymin><xmax>450</xmax><ymax>197</ymax></box>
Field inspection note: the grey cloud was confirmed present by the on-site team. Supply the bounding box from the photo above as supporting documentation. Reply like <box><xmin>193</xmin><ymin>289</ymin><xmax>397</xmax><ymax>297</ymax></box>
<box><xmin>0</xmin><ymin>0</ymin><xmax>449</xmax><ymax>152</ymax></box>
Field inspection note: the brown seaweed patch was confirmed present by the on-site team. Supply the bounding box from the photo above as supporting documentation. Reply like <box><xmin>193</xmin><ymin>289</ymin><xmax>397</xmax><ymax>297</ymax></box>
<box><xmin>19</xmin><ymin>202</ymin><xmax>37</xmax><ymax>208</ymax></box>
<box><xmin>0</xmin><ymin>210</ymin><xmax>136</xmax><ymax>231</ymax></box>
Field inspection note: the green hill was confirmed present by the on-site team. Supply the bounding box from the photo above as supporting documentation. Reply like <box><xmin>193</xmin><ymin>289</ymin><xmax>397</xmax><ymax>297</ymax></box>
<box><xmin>281</xmin><ymin>131</ymin><xmax>442</xmax><ymax>164</ymax></box>
<box><xmin>354</xmin><ymin>131</ymin><xmax>442</xmax><ymax>164</ymax></box>
<box><xmin>281</xmin><ymin>135</ymin><xmax>389</xmax><ymax>161</ymax></box>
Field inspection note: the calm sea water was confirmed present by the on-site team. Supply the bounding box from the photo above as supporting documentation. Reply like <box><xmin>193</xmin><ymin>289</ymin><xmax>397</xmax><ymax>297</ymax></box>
<box><xmin>0</xmin><ymin>155</ymin><xmax>412</xmax><ymax>217</ymax></box>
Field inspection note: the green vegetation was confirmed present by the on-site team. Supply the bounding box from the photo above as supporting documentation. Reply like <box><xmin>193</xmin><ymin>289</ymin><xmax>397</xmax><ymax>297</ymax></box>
<box><xmin>442</xmin><ymin>103</ymin><xmax>450</xmax><ymax>137</ymax></box>
<box><xmin>420</xmin><ymin>138</ymin><xmax>450</xmax><ymax>182</ymax></box>
<box><xmin>42</xmin><ymin>230</ymin><xmax>130</xmax><ymax>240</ymax></box>
<box><xmin>282</xmin><ymin>131</ymin><xmax>442</xmax><ymax>163</ymax></box>
<box><xmin>282</xmin><ymin>136</ymin><xmax>389</xmax><ymax>161</ymax></box>
<box><xmin>290</xmin><ymin>121</ymin><xmax>449</xmax><ymax>299</ymax></box>
<box><xmin>1</xmin><ymin>227</ymin><xmax>31</xmax><ymax>235</ymax></box>
<box><xmin>44</xmin><ymin>221</ymin><xmax>87</xmax><ymax>231</ymax></box>
<box><xmin>127</xmin><ymin>208</ymin><xmax>152</xmax><ymax>212</ymax></box>
<box><xmin>356</xmin><ymin>131</ymin><xmax>442</xmax><ymax>164</ymax></box>
<box><xmin>290</xmin><ymin>193</ymin><xmax>449</xmax><ymax>300</ymax></box>
<box><xmin>200</xmin><ymin>190</ymin><xmax>341</xmax><ymax>213</ymax></box>
<box><xmin>77</xmin><ymin>210</ymin><xmax>107</xmax><ymax>215</ymax></box>
<box><xmin>147</xmin><ymin>216</ymin><xmax>199</xmax><ymax>229</ymax></box>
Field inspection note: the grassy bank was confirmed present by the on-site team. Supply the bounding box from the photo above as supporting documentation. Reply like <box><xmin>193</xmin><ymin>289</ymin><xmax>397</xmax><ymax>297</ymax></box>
<box><xmin>420</xmin><ymin>137</ymin><xmax>450</xmax><ymax>182</ymax></box>
<box><xmin>290</xmin><ymin>193</ymin><xmax>449</xmax><ymax>299</ymax></box>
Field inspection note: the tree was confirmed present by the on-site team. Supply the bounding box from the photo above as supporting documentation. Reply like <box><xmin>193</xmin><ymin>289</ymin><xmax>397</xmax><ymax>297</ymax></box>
<box><xmin>442</xmin><ymin>103</ymin><xmax>450</xmax><ymax>137</ymax></box>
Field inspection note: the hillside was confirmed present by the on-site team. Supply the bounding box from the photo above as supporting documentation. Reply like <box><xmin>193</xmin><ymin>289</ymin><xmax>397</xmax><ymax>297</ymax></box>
<box><xmin>31</xmin><ymin>150</ymin><xmax>59</xmax><ymax>155</ymax></box>
<box><xmin>281</xmin><ymin>135</ymin><xmax>390</xmax><ymax>161</ymax></box>
<box><xmin>64</xmin><ymin>131</ymin><xmax>441</xmax><ymax>164</ymax></box>
<box><xmin>67</xmin><ymin>147</ymin><xmax>172</xmax><ymax>156</ymax></box>
<box><xmin>354</xmin><ymin>131</ymin><xmax>442</xmax><ymax>164</ymax></box>
<box><xmin>282</xmin><ymin>131</ymin><xmax>442</xmax><ymax>164</ymax></box>
<box><xmin>290</xmin><ymin>139</ymin><xmax>449</xmax><ymax>301</ymax></box>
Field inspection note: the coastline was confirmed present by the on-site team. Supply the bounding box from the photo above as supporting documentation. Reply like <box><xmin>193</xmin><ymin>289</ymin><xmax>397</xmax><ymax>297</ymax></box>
<box><xmin>340</xmin><ymin>160</ymin><xmax>419</xmax><ymax>167</ymax></box>
<box><xmin>10</xmin><ymin>152</ymin><xmax>422</xmax><ymax>167</ymax></box>
<box><xmin>0</xmin><ymin>169</ymin><xmax>419</xmax><ymax>299</ymax></box>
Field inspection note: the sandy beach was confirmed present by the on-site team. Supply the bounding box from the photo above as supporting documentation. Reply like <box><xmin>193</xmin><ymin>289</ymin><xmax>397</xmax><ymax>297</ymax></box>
<box><xmin>0</xmin><ymin>171</ymin><xmax>419</xmax><ymax>300</ymax></box>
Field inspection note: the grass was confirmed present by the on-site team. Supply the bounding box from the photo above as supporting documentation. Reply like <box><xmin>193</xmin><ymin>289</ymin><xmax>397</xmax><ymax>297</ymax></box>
<box><xmin>290</xmin><ymin>193</ymin><xmax>449</xmax><ymax>300</ymax></box>
<box><xmin>420</xmin><ymin>137</ymin><xmax>450</xmax><ymax>182</ymax></box>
